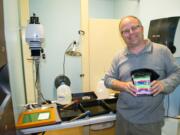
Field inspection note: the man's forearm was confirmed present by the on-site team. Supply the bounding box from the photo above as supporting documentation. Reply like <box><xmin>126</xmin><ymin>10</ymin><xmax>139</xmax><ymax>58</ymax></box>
<box><xmin>111</xmin><ymin>79</ymin><xmax>125</xmax><ymax>91</ymax></box>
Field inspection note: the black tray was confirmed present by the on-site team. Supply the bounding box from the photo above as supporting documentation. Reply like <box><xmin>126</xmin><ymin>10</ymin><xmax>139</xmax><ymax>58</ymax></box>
<box><xmin>102</xmin><ymin>98</ymin><xmax>118</xmax><ymax>113</ymax></box>
<box><xmin>72</xmin><ymin>92</ymin><xmax>97</xmax><ymax>102</ymax></box>
<box><xmin>58</xmin><ymin>103</ymin><xmax>85</xmax><ymax>121</ymax></box>
<box><xmin>80</xmin><ymin>100</ymin><xmax>111</xmax><ymax>117</ymax></box>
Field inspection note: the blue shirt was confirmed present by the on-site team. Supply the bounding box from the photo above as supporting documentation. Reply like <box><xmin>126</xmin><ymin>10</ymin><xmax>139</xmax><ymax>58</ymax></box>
<box><xmin>104</xmin><ymin>40</ymin><xmax>180</xmax><ymax>124</ymax></box>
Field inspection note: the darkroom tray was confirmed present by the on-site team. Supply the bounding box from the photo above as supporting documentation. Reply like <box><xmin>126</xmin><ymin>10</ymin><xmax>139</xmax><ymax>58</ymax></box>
<box><xmin>72</xmin><ymin>92</ymin><xmax>97</xmax><ymax>102</ymax></box>
<box><xmin>58</xmin><ymin>103</ymin><xmax>84</xmax><ymax>121</ymax></box>
<box><xmin>80</xmin><ymin>100</ymin><xmax>111</xmax><ymax>117</ymax></box>
<box><xmin>102</xmin><ymin>98</ymin><xmax>118</xmax><ymax>113</ymax></box>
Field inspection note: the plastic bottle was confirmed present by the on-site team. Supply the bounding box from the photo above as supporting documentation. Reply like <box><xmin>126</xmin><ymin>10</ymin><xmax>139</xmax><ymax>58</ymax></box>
<box><xmin>56</xmin><ymin>84</ymin><xmax>72</xmax><ymax>105</ymax></box>
<box><xmin>95</xmin><ymin>79</ymin><xmax>109</xmax><ymax>99</ymax></box>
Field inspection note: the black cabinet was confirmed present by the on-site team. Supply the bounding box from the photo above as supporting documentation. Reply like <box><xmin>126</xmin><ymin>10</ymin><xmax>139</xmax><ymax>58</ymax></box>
<box><xmin>148</xmin><ymin>17</ymin><xmax>180</xmax><ymax>54</ymax></box>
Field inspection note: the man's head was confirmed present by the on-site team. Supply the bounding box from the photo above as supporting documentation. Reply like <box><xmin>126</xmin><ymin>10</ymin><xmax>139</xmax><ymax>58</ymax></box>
<box><xmin>119</xmin><ymin>16</ymin><xmax>144</xmax><ymax>48</ymax></box>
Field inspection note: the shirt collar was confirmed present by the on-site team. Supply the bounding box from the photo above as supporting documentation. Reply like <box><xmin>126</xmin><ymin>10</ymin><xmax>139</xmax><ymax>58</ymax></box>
<box><xmin>122</xmin><ymin>39</ymin><xmax>153</xmax><ymax>56</ymax></box>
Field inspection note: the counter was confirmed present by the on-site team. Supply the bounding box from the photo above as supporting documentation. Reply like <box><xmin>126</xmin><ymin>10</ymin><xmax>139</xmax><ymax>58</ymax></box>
<box><xmin>20</xmin><ymin>113</ymin><xmax>116</xmax><ymax>134</ymax></box>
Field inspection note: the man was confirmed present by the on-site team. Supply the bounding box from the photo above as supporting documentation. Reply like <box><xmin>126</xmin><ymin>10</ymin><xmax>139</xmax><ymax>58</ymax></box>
<box><xmin>104</xmin><ymin>16</ymin><xmax>180</xmax><ymax>135</ymax></box>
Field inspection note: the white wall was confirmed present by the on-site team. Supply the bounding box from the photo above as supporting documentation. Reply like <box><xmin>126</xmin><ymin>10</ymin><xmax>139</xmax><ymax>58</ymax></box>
<box><xmin>29</xmin><ymin>0</ymin><xmax>82</xmax><ymax>100</ymax></box>
<box><xmin>90</xmin><ymin>0</ymin><xmax>180</xmax><ymax>38</ymax></box>
<box><xmin>114</xmin><ymin>0</ymin><xmax>180</xmax><ymax>37</ymax></box>
<box><xmin>3</xmin><ymin>0</ymin><xmax>26</xmax><ymax>121</ymax></box>
<box><xmin>114</xmin><ymin>0</ymin><xmax>139</xmax><ymax>19</ymax></box>
<box><xmin>89</xmin><ymin>0</ymin><xmax>139</xmax><ymax>20</ymax></box>
<box><xmin>89</xmin><ymin>0</ymin><xmax>115</xmax><ymax>19</ymax></box>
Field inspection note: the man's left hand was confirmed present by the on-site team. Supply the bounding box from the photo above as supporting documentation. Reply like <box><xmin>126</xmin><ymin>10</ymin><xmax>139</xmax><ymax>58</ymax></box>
<box><xmin>151</xmin><ymin>80</ymin><xmax>164</xmax><ymax>96</ymax></box>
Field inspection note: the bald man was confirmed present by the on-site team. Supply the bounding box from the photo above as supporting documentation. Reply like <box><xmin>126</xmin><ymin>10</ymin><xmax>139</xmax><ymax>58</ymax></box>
<box><xmin>104</xmin><ymin>16</ymin><xmax>180</xmax><ymax>135</ymax></box>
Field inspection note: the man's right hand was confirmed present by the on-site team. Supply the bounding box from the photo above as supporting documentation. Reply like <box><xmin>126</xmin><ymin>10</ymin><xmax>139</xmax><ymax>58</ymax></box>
<box><xmin>112</xmin><ymin>80</ymin><xmax>137</xmax><ymax>96</ymax></box>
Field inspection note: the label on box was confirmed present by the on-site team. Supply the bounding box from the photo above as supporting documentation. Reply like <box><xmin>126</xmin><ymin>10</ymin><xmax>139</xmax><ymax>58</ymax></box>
<box><xmin>133</xmin><ymin>75</ymin><xmax>151</xmax><ymax>95</ymax></box>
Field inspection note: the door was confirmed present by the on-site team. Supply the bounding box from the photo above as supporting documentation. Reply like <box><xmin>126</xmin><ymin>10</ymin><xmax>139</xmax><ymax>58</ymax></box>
<box><xmin>88</xmin><ymin>19</ymin><xmax>125</xmax><ymax>90</ymax></box>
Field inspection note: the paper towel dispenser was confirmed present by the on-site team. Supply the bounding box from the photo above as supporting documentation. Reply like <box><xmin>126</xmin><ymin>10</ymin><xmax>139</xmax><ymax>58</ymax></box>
<box><xmin>148</xmin><ymin>16</ymin><xmax>180</xmax><ymax>57</ymax></box>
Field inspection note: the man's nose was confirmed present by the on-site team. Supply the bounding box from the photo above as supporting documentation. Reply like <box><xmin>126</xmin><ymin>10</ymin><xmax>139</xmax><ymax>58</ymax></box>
<box><xmin>129</xmin><ymin>28</ymin><xmax>134</xmax><ymax>34</ymax></box>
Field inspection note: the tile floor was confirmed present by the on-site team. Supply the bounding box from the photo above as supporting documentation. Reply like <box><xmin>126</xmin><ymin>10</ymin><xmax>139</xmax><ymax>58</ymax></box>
<box><xmin>162</xmin><ymin>117</ymin><xmax>180</xmax><ymax>135</ymax></box>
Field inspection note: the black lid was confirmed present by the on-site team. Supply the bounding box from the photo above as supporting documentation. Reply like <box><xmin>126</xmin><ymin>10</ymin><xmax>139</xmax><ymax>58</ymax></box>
<box><xmin>29</xmin><ymin>13</ymin><xmax>40</xmax><ymax>24</ymax></box>
<box><xmin>131</xmin><ymin>68</ymin><xmax>159</xmax><ymax>82</ymax></box>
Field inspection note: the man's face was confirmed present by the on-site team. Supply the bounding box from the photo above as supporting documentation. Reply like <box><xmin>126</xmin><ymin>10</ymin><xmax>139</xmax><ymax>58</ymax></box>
<box><xmin>120</xmin><ymin>17</ymin><xmax>144</xmax><ymax>48</ymax></box>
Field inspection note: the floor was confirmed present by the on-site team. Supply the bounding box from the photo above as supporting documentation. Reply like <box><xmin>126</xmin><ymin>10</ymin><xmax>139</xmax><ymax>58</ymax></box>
<box><xmin>162</xmin><ymin>117</ymin><xmax>180</xmax><ymax>135</ymax></box>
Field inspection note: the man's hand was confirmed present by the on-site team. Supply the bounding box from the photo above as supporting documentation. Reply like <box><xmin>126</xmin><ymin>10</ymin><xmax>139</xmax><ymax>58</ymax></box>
<box><xmin>122</xmin><ymin>81</ymin><xmax>137</xmax><ymax>96</ymax></box>
<box><xmin>112</xmin><ymin>80</ymin><xmax>137</xmax><ymax>96</ymax></box>
<box><xmin>151</xmin><ymin>80</ymin><xmax>164</xmax><ymax>96</ymax></box>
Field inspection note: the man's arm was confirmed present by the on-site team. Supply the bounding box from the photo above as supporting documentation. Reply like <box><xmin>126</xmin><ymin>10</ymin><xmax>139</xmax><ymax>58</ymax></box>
<box><xmin>104</xmin><ymin>58</ymin><xmax>136</xmax><ymax>96</ymax></box>
<box><xmin>111</xmin><ymin>79</ymin><xmax>136</xmax><ymax>96</ymax></box>
<box><xmin>158</xmin><ymin>47</ymin><xmax>180</xmax><ymax>94</ymax></box>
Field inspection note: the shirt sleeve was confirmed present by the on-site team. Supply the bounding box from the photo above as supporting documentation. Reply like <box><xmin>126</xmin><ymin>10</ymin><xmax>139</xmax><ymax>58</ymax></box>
<box><xmin>160</xmin><ymin>47</ymin><xmax>180</xmax><ymax>94</ymax></box>
<box><xmin>104</xmin><ymin>53</ymin><xmax>120</xmax><ymax>89</ymax></box>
